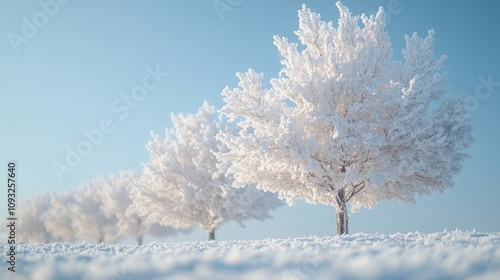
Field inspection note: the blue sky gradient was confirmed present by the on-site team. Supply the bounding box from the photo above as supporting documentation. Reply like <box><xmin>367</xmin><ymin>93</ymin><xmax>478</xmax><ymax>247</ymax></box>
<box><xmin>1</xmin><ymin>0</ymin><xmax>499</xmax><ymax>242</ymax></box>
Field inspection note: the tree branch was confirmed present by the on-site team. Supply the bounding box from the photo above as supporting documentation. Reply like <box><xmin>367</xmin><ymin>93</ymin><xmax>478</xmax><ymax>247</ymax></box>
<box><xmin>346</xmin><ymin>182</ymin><xmax>365</xmax><ymax>202</ymax></box>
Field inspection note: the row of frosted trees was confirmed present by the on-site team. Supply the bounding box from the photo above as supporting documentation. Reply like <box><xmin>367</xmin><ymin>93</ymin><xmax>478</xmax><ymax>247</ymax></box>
<box><xmin>14</xmin><ymin>1</ymin><xmax>473</xmax><ymax>242</ymax></box>
<box><xmin>15</xmin><ymin>103</ymin><xmax>282</xmax><ymax>244</ymax></box>
<box><xmin>15</xmin><ymin>171</ymin><xmax>177</xmax><ymax>245</ymax></box>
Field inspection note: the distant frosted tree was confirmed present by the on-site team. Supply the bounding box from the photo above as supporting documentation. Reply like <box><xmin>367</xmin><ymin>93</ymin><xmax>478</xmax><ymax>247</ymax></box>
<box><xmin>40</xmin><ymin>190</ymin><xmax>77</xmax><ymax>242</ymax></box>
<box><xmin>100</xmin><ymin>170</ymin><xmax>179</xmax><ymax>245</ymax></box>
<box><xmin>15</xmin><ymin>193</ymin><xmax>52</xmax><ymax>243</ymax></box>
<box><xmin>12</xmin><ymin>171</ymin><xmax>178</xmax><ymax>245</ymax></box>
<box><xmin>217</xmin><ymin>2</ymin><xmax>473</xmax><ymax>235</ymax></box>
<box><xmin>132</xmin><ymin>102</ymin><xmax>282</xmax><ymax>241</ymax></box>
<box><xmin>70</xmin><ymin>177</ymin><xmax>119</xmax><ymax>243</ymax></box>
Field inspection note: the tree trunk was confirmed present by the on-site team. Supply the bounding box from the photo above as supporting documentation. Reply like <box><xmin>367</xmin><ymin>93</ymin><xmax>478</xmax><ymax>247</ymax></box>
<box><xmin>335</xmin><ymin>189</ymin><xmax>349</xmax><ymax>235</ymax></box>
<box><xmin>208</xmin><ymin>228</ymin><xmax>215</xmax><ymax>241</ymax></box>
<box><xmin>136</xmin><ymin>233</ymin><xmax>143</xmax><ymax>245</ymax></box>
<box><xmin>136</xmin><ymin>217</ymin><xmax>144</xmax><ymax>245</ymax></box>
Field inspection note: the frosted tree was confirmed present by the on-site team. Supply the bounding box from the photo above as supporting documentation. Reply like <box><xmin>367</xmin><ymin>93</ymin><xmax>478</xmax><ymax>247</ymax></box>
<box><xmin>100</xmin><ymin>170</ymin><xmax>179</xmax><ymax>245</ymax></box>
<box><xmin>14</xmin><ymin>192</ymin><xmax>52</xmax><ymax>243</ymax></box>
<box><xmin>132</xmin><ymin>101</ymin><xmax>282</xmax><ymax>241</ymax></box>
<box><xmin>40</xmin><ymin>190</ymin><xmax>78</xmax><ymax>242</ymax></box>
<box><xmin>70</xmin><ymin>177</ymin><xmax>119</xmax><ymax>243</ymax></box>
<box><xmin>217</xmin><ymin>2</ymin><xmax>473</xmax><ymax>235</ymax></box>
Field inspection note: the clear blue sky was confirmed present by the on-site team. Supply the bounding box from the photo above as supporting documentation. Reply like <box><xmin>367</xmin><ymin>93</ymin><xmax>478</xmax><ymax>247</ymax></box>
<box><xmin>1</xmin><ymin>0</ymin><xmax>499</xmax><ymax>242</ymax></box>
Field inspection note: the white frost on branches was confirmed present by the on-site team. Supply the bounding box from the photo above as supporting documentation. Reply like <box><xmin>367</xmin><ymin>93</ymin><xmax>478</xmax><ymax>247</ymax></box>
<box><xmin>217</xmin><ymin>2</ymin><xmax>473</xmax><ymax>234</ymax></box>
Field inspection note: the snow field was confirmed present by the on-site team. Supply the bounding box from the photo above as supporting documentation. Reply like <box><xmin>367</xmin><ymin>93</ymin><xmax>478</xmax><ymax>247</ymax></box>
<box><xmin>2</xmin><ymin>230</ymin><xmax>499</xmax><ymax>280</ymax></box>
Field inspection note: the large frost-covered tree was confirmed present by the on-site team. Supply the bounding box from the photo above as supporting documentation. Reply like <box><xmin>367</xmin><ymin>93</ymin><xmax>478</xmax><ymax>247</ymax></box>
<box><xmin>217</xmin><ymin>2</ymin><xmax>473</xmax><ymax>235</ymax></box>
<box><xmin>132</xmin><ymin>101</ymin><xmax>282</xmax><ymax>241</ymax></box>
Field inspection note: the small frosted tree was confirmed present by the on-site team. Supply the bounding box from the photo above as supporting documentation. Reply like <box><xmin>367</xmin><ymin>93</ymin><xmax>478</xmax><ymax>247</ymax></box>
<box><xmin>100</xmin><ymin>170</ymin><xmax>179</xmax><ymax>245</ymax></box>
<box><xmin>41</xmin><ymin>190</ymin><xmax>78</xmax><ymax>242</ymax></box>
<box><xmin>217</xmin><ymin>2</ymin><xmax>473</xmax><ymax>235</ymax></box>
<box><xmin>70</xmin><ymin>177</ymin><xmax>119</xmax><ymax>243</ymax></box>
<box><xmin>14</xmin><ymin>192</ymin><xmax>53</xmax><ymax>243</ymax></box>
<box><xmin>132</xmin><ymin>101</ymin><xmax>282</xmax><ymax>241</ymax></box>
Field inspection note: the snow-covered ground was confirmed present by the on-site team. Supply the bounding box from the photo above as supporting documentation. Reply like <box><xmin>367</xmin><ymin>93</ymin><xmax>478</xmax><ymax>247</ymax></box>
<box><xmin>2</xmin><ymin>230</ymin><xmax>499</xmax><ymax>280</ymax></box>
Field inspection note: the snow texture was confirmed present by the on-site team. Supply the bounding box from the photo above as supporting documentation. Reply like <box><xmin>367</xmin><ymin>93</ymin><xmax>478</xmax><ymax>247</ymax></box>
<box><xmin>2</xmin><ymin>230</ymin><xmax>499</xmax><ymax>280</ymax></box>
